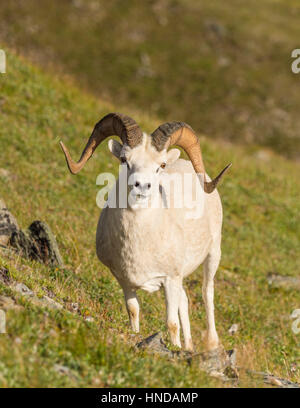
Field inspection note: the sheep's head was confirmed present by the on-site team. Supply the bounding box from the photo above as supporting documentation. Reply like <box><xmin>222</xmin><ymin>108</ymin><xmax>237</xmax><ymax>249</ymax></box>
<box><xmin>107</xmin><ymin>135</ymin><xmax>180</xmax><ymax>207</ymax></box>
<box><xmin>60</xmin><ymin>113</ymin><xmax>231</xmax><ymax>207</ymax></box>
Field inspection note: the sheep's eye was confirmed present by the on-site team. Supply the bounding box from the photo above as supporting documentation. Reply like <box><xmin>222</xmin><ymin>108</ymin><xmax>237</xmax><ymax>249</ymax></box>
<box><xmin>121</xmin><ymin>157</ymin><xmax>127</xmax><ymax>164</ymax></box>
<box><xmin>160</xmin><ymin>162</ymin><xmax>166</xmax><ymax>169</ymax></box>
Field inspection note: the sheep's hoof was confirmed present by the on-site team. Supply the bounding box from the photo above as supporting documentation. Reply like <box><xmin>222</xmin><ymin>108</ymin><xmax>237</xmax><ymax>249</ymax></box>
<box><xmin>202</xmin><ymin>330</ymin><xmax>220</xmax><ymax>351</ymax></box>
<box><xmin>184</xmin><ymin>339</ymin><xmax>194</xmax><ymax>353</ymax></box>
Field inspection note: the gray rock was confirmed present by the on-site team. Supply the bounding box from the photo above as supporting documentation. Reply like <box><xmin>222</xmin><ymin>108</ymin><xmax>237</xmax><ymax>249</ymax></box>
<box><xmin>28</xmin><ymin>221</ymin><xmax>64</xmax><ymax>267</ymax></box>
<box><xmin>10</xmin><ymin>220</ymin><xmax>63</xmax><ymax>267</ymax></box>
<box><xmin>40</xmin><ymin>296</ymin><xmax>63</xmax><ymax>310</ymax></box>
<box><xmin>268</xmin><ymin>273</ymin><xmax>300</xmax><ymax>291</ymax></box>
<box><xmin>9</xmin><ymin>229</ymin><xmax>39</xmax><ymax>260</ymax></box>
<box><xmin>53</xmin><ymin>364</ymin><xmax>78</xmax><ymax>381</ymax></box>
<box><xmin>136</xmin><ymin>332</ymin><xmax>175</xmax><ymax>356</ymax></box>
<box><xmin>26</xmin><ymin>294</ymin><xmax>63</xmax><ymax>311</ymax></box>
<box><xmin>0</xmin><ymin>295</ymin><xmax>22</xmax><ymax>311</ymax></box>
<box><xmin>53</xmin><ymin>364</ymin><xmax>71</xmax><ymax>375</ymax></box>
<box><xmin>248</xmin><ymin>371</ymin><xmax>300</xmax><ymax>388</ymax></box>
<box><xmin>0</xmin><ymin>199</ymin><xmax>19</xmax><ymax>246</ymax></box>
<box><xmin>1</xmin><ymin>197</ymin><xmax>63</xmax><ymax>267</ymax></box>
<box><xmin>191</xmin><ymin>347</ymin><xmax>238</xmax><ymax>380</ymax></box>
<box><xmin>13</xmin><ymin>282</ymin><xmax>34</xmax><ymax>296</ymax></box>
<box><xmin>136</xmin><ymin>332</ymin><xmax>238</xmax><ymax>381</ymax></box>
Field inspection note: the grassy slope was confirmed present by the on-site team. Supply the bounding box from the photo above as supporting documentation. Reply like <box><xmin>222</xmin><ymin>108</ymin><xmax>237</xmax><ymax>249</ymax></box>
<box><xmin>1</xmin><ymin>0</ymin><xmax>300</xmax><ymax>158</ymax></box>
<box><xmin>0</xmin><ymin>51</ymin><xmax>300</xmax><ymax>387</ymax></box>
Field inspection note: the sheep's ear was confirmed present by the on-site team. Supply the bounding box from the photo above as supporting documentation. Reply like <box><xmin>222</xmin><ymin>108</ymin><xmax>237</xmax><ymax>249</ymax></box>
<box><xmin>108</xmin><ymin>139</ymin><xmax>123</xmax><ymax>159</ymax></box>
<box><xmin>166</xmin><ymin>148</ymin><xmax>180</xmax><ymax>164</ymax></box>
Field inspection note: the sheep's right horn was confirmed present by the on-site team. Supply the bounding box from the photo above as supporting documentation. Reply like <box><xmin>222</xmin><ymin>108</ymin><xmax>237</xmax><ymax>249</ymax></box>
<box><xmin>60</xmin><ymin>113</ymin><xmax>143</xmax><ymax>174</ymax></box>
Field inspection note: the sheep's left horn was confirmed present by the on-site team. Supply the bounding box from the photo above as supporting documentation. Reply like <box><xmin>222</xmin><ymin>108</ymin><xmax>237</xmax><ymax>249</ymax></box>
<box><xmin>60</xmin><ymin>113</ymin><xmax>143</xmax><ymax>174</ymax></box>
<box><xmin>151</xmin><ymin>122</ymin><xmax>231</xmax><ymax>193</ymax></box>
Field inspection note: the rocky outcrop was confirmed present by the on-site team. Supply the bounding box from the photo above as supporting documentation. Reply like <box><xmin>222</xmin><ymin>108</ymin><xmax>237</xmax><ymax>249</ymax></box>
<box><xmin>0</xmin><ymin>197</ymin><xmax>63</xmax><ymax>267</ymax></box>
<box><xmin>10</xmin><ymin>220</ymin><xmax>63</xmax><ymax>267</ymax></box>
<box><xmin>135</xmin><ymin>332</ymin><xmax>300</xmax><ymax>387</ymax></box>
<box><xmin>136</xmin><ymin>332</ymin><xmax>238</xmax><ymax>381</ymax></box>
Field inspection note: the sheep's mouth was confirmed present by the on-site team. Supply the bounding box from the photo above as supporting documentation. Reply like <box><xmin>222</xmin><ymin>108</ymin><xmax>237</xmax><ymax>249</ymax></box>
<box><xmin>134</xmin><ymin>193</ymin><xmax>148</xmax><ymax>201</ymax></box>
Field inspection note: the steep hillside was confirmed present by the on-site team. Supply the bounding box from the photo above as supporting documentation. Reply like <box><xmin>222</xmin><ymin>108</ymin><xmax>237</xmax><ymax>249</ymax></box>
<box><xmin>0</xmin><ymin>0</ymin><xmax>300</xmax><ymax>158</ymax></box>
<box><xmin>0</xmin><ymin>51</ymin><xmax>299</xmax><ymax>387</ymax></box>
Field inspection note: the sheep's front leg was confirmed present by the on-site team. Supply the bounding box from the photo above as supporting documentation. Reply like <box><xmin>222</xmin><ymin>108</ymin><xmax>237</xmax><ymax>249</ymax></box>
<box><xmin>202</xmin><ymin>247</ymin><xmax>221</xmax><ymax>350</ymax></box>
<box><xmin>164</xmin><ymin>278</ymin><xmax>181</xmax><ymax>348</ymax></box>
<box><xmin>123</xmin><ymin>287</ymin><xmax>140</xmax><ymax>333</ymax></box>
<box><xmin>179</xmin><ymin>288</ymin><xmax>194</xmax><ymax>352</ymax></box>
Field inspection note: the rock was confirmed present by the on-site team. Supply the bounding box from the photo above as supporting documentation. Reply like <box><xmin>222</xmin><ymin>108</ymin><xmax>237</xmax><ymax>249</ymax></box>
<box><xmin>10</xmin><ymin>220</ymin><xmax>63</xmax><ymax>267</ymax></box>
<box><xmin>13</xmin><ymin>282</ymin><xmax>34</xmax><ymax>296</ymax></box>
<box><xmin>0</xmin><ymin>295</ymin><xmax>15</xmax><ymax>309</ymax></box>
<box><xmin>1</xmin><ymin>196</ymin><xmax>63</xmax><ymax>267</ymax></box>
<box><xmin>248</xmin><ymin>371</ymin><xmax>300</xmax><ymax>388</ymax></box>
<box><xmin>136</xmin><ymin>332</ymin><xmax>175</xmax><ymax>356</ymax></box>
<box><xmin>0</xmin><ymin>295</ymin><xmax>22</xmax><ymax>311</ymax></box>
<box><xmin>136</xmin><ymin>332</ymin><xmax>238</xmax><ymax>380</ymax></box>
<box><xmin>41</xmin><ymin>296</ymin><xmax>63</xmax><ymax>310</ymax></box>
<box><xmin>228</xmin><ymin>323</ymin><xmax>239</xmax><ymax>335</ymax></box>
<box><xmin>29</xmin><ymin>295</ymin><xmax>63</xmax><ymax>311</ymax></box>
<box><xmin>53</xmin><ymin>364</ymin><xmax>78</xmax><ymax>380</ymax></box>
<box><xmin>9</xmin><ymin>229</ymin><xmax>39</xmax><ymax>260</ymax></box>
<box><xmin>268</xmin><ymin>273</ymin><xmax>300</xmax><ymax>291</ymax></box>
<box><xmin>0</xmin><ymin>199</ymin><xmax>19</xmax><ymax>246</ymax></box>
<box><xmin>28</xmin><ymin>221</ymin><xmax>64</xmax><ymax>267</ymax></box>
<box><xmin>192</xmin><ymin>347</ymin><xmax>238</xmax><ymax>380</ymax></box>
<box><xmin>53</xmin><ymin>364</ymin><xmax>71</xmax><ymax>375</ymax></box>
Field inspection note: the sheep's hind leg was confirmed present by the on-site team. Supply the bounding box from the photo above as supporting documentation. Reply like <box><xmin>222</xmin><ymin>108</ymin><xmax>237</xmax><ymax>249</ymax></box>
<box><xmin>179</xmin><ymin>287</ymin><xmax>194</xmax><ymax>352</ymax></box>
<box><xmin>123</xmin><ymin>287</ymin><xmax>140</xmax><ymax>333</ymax></box>
<box><xmin>202</xmin><ymin>246</ymin><xmax>221</xmax><ymax>350</ymax></box>
<box><xmin>164</xmin><ymin>278</ymin><xmax>182</xmax><ymax>348</ymax></box>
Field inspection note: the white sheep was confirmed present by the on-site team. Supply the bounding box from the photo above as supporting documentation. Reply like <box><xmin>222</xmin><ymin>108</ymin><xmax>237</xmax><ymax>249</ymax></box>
<box><xmin>60</xmin><ymin>113</ymin><xmax>231</xmax><ymax>351</ymax></box>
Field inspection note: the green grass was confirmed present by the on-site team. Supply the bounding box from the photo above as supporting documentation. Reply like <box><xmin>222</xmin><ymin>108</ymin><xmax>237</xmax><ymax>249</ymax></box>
<box><xmin>0</xmin><ymin>50</ymin><xmax>300</xmax><ymax>387</ymax></box>
<box><xmin>0</xmin><ymin>0</ymin><xmax>300</xmax><ymax>158</ymax></box>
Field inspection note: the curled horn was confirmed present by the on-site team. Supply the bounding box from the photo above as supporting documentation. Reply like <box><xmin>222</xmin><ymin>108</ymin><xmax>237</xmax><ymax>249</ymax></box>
<box><xmin>151</xmin><ymin>122</ymin><xmax>231</xmax><ymax>193</ymax></box>
<box><xmin>60</xmin><ymin>113</ymin><xmax>143</xmax><ymax>174</ymax></box>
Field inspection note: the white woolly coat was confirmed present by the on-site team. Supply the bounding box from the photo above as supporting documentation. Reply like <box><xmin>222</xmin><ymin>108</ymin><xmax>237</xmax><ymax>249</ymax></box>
<box><xmin>96</xmin><ymin>158</ymin><xmax>222</xmax><ymax>292</ymax></box>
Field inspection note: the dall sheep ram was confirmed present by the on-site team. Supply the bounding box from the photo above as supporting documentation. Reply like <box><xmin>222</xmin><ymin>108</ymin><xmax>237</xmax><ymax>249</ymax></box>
<box><xmin>60</xmin><ymin>113</ymin><xmax>231</xmax><ymax>351</ymax></box>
